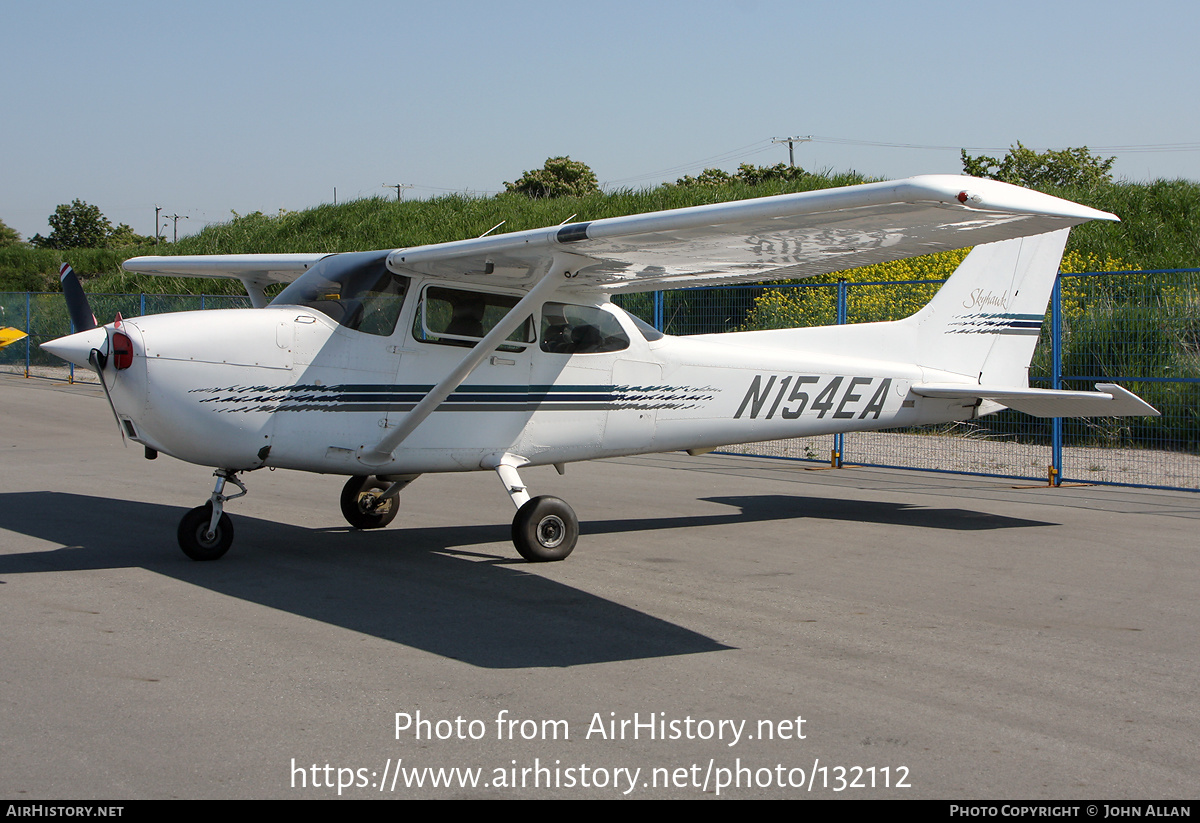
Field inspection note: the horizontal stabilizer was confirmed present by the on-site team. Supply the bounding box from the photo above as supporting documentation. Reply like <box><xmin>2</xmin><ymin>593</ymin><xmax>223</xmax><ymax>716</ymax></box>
<box><xmin>912</xmin><ymin>382</ymin><xmax>1159</xmax><ymax>418</ymax></box>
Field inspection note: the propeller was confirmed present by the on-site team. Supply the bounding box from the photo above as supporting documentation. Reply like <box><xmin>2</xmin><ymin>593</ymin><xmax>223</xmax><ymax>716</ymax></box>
<box><xmin>48</xmin><ymin>264</ymin><xmax>125</xmax><ymax>441</ymax></box>
<box><xmin>59</xmin><ymin>263</ymin><xmax>97</xmax><ymax>333</ymax></box>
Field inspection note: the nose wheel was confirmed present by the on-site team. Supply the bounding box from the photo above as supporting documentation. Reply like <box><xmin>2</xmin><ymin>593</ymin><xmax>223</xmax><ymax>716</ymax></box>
<box><xmin>178</xmin><ymin>469</ymin><xmax>246</xmax><ymax>561</ymax></box>
<box><xmin>178</xmin><ymin>504</ymin><xmax>234</xmax><ymax>561</ymax></box>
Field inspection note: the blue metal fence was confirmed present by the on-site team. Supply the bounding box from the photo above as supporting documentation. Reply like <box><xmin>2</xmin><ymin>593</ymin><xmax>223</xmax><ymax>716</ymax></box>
<box><xmin>615</xmin><ymin>269</ymin><xmax>1200</xmax><ymax>491</ymax></box>
<box><xmin>0</xmin><ymin>292</ymin><xmax>251</xmax><ymax>379</ymax></box>
<box><xmin>4</xmin><ymin>270</ymin><xmax>1198</xmax><ymax>491</ymax></box>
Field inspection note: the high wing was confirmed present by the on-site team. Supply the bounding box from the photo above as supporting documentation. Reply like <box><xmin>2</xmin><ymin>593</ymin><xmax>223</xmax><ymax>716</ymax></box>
<box><xmin>123</xmin><ymin>175</ymin><xmax>1116</xmax><ymax>302</ymax></box>
<box><xmin>385</xmin><ymin>175</ymin><xmax>1117</xmax><ymax>292</ymax></box>
<box><xmin>122</xmin><ymin>253</ymin><xmax>329</xmax><ymax>307</ymax></box>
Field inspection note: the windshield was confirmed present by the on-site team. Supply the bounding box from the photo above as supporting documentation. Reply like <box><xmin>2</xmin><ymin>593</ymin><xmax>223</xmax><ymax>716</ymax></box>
<box><xmin>271</xmin><ymin>251</ymin><xmax>409</xmax><ymax>336</ymax></box>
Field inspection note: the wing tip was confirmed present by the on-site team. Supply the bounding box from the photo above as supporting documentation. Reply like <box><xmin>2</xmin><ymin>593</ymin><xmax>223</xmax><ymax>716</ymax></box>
<box><xmin>901</xmin><ymin>174</ymin><xmax>1119</xmax><ymax>223</ymax></box>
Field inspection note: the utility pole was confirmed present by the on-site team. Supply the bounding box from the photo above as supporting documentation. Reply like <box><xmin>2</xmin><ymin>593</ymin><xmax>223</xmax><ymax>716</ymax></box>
<box><xmin>772</xmin><ymin>135</ymin><xmax>812</xmax><ymax>168</ymax></box>
<box><xmin>384</xmin><ymin>183</ymin><xmax>413</xmax><ymax>201</ymax></box>
<box><xmin>155</xmin><ymin>205</ymin><xmax>163</xmax><ymax>245</ymax></box>
<box><xmin>165</xmin><ymin>213</ymin><xmax>188</xmax><ymax>243</ymax></box>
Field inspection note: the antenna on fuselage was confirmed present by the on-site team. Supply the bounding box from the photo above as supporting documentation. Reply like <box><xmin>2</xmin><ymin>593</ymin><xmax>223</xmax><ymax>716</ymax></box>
<box><xmin>477</xmin><ymin>221</ymin><xmax>505</xmax><ymax>238</ymax></box>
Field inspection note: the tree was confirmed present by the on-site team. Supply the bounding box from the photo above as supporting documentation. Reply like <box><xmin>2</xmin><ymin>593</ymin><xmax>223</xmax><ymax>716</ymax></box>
<box><xmin>672</xmin><ymin>162</ymin><xmax>808</xmax><ymax>187</ymax></box>
<box><xmin>960</xmin><ymin>142</ymin><xmax>1115</xmax><ymax>188</ymax></box>
<box><xmin>504</xmin><ymin>156</ymin><xmax>600</xmax><ymax>198</ymax></box>
<box><xmin>734</xmin><ymin>162</ymin><xmax>808</xmax><ymax>186</ymax></box>
<box><xmin>30</xmin><ymin>200</ymin><xmax>152</xmax><ymax>248</ymax></box>
<box><xmin>107</xmin><ymin>222</ymin><xmax>155</xmax><ymax>247</ymax></box>
<box><xmin>673</xmin><ymin>167</ymin><xmax>735</xmax><ymax>187</ymax></box>
<box><xmin>0</xmin><ymin>218</ymin><xmax>20</xmax><ymax>247</ymax></box>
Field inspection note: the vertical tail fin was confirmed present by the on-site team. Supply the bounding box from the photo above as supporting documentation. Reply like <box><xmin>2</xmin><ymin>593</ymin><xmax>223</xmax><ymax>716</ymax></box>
<box><xmin>909</xmin><ymin>228</ymin><xmax>1068</xmax><ymax>386</ymax></box>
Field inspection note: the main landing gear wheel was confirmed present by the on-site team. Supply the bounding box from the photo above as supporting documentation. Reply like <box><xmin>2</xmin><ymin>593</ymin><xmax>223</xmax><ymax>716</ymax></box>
<box><xmin>340</xmin><ymin>476</ymin><xmax>400</xmax><ymax>529</ymax></box>
<box><xmin>178</xmin><ymin>504</ymin><xmax>234</xmax><ymax>561</ymax></box>
<box><xmin>512</xmin><ymin>495</ymin><xmax>578</xmax><ymax>562</ymax></box>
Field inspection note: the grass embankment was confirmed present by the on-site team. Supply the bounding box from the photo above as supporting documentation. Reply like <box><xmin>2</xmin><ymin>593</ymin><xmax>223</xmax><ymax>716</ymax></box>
<box><xmin>0</xmin><ymin>246</ymin><xmax>131</xmax><ymax>292</ymax></box>
<box><xmin>1</xmin><ymin>173</ymin><xmax>875</xmax><ymax>293</ymax></box>
<box><xmin>5</xmin><ymin>174</ymin><xmax>1197</xmax><ymax>294</ymax></box>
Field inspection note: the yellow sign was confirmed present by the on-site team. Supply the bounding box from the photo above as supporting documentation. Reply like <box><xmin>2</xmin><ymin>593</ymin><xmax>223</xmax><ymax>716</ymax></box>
<box><xmin>0</xmin><ymin>327</ymin><xmax>27</xmax><ymax>349</ymax></box>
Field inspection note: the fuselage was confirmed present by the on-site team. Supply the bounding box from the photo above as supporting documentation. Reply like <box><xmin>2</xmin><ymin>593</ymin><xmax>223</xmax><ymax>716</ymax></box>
<box><xmin>46</xmin><ymin>273</ymin><xmax>976</xmax><ymax>476</ymax></box>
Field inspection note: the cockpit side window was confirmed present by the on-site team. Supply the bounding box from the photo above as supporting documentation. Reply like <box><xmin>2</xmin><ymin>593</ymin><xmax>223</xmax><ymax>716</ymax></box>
<box><xmin>271</xmin><ymin>252</ymin><xmax>409</xmax><ymax>337</ymax></box>
<box><xmin>540</xmin><ymin>302</ymin><xmax>630</xmax><ymax>354</ymax></box>
<box><xmin>412</xmin><ymin>285</ymin><xmax>535</xmax><ymax>351</ymax></box>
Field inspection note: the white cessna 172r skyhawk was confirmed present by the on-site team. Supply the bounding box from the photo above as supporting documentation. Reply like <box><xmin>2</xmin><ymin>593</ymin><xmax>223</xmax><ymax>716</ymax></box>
<box><xmin>43</xmin><ymin>175</ymin><xmax>1157</xmax><ymax>563</ymax></box>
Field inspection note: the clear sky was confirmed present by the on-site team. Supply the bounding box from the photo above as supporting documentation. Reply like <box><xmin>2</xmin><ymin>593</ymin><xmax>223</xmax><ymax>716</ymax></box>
<box><xmin>3</xmin><ymin>0</ymin><xmax>1198</xmax><ymax>241</ymax></box>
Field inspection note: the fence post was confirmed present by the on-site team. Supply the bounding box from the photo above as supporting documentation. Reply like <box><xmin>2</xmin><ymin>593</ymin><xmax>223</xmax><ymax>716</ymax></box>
<box><xmin>832</xmin><ymin>279</ymin><xmax>848</xmax><ymax>467</ymax></box>
<box><xmin>653</xmin><ymin>290</ymin><xmax>664</xmax><ymax>333</ymax></box>
<box><xmin>140</xmin><ymin>293</ymin><xmax>146</xmax><ymax>317</ymax></box>
<box><xmin>24</xmin><ymin>292</ymin><xmax>31</xmax><ymax>378</ymax></box>
<box><xmin>1051</xmin><ymin>274</ymin><xmax>1063</xmax><ymax>486</ymax></box>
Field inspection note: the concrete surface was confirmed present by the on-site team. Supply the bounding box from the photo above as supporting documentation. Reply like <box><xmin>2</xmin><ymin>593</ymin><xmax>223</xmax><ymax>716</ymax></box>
<box><xmin>1</xmin><ymin>373</ymin><xmax>1197</xmax><ymax>798</ymax></box>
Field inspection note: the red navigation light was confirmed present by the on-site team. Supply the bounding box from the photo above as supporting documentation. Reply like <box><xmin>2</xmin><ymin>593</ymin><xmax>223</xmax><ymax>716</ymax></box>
<box><xmin>112</xmin><ymin>331</ymin><xmax>133</xmax><ymax>370</ymax></box>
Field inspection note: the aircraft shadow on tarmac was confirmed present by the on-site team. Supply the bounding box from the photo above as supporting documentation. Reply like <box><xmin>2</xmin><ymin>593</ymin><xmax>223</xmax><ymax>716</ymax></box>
<box><xmin>606</xmin><ymin>493</ymin><xmax>1053</xmax><ymax>534</ymax></box>
<box><xmin>0</xmin><ymin>491</ymin><xmax>1052</xmax><ymax>668</ymax></box>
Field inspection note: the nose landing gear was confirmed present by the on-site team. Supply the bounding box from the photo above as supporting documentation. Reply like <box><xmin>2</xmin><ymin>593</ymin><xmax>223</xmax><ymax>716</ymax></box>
<box><xmin>177</xmin><ymin>469</ymin><xmax>246</xmax><ymax>561</ymax></box>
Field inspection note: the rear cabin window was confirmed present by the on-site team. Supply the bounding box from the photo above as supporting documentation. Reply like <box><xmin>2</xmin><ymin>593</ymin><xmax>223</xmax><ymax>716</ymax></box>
<box><xmin>540</xmin><ymin>302</ymin><xmax>630</xmax><ymax>354</ymax></box>
<box><xmin>627</xmin><ymin>312</ymin><xmax>664</xmax><ymax>341</ymax></box>
<box><xmin>413</xmin><ymin>286</ymin><xmax>535</xmax><ymax>351</ymax></box>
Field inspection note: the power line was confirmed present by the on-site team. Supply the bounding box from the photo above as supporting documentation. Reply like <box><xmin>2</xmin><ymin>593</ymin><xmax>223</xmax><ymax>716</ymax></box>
<box><xmin>603</xmin><ymin>140</ymin><xmax>776</xmax><ymax>186</ymax></box>
<box><xmin>383</xmin><ymin>183</ymin><xmax>414</xmax><ymax>201</ymax></box>
<box><xmin>806</xmin><ymin>135</ymin><xmax>1200</xmax><ymax>153</ymax></box>
<box><xmin>1085</xmin><ymin>143</ymin><xmax>1200</xmax><ymax>153</ymax></box>
<box><xmin>163</xmin><ymin>213</ymin><xmax>188</xmax><ymax>243</ymax></box>
<box><xmin>407</xmin><ymin>183</ymin><xmax>502</xmax><ymax>195</ymax></box>
<box><xmin>772</xmin><ymin>135</ymin><xmax>812</xmax><ymax>167</ymax></box>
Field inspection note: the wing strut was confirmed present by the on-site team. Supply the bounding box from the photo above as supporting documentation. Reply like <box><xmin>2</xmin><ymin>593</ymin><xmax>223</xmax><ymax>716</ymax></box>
<box><xmin>357</xmin><ymin>253</ymin><xmax>586</xmax><ymax>466</ymax></box>
<box><xmin>241</xmin><ymin>279</ymin><xmax>270</xmax><ymax>308</ymax></box>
